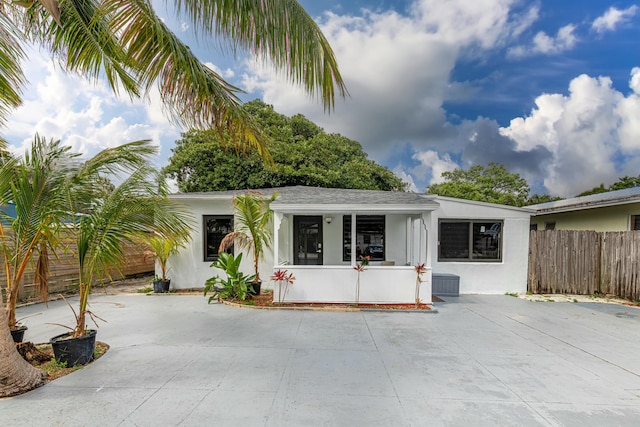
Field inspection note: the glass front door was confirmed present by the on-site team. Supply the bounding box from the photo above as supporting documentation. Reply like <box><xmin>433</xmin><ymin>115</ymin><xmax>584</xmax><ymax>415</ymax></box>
<box><xmin>294</xmin><ymin>216</ymin><xmax>323</xmax><ymax>265</ymax></box>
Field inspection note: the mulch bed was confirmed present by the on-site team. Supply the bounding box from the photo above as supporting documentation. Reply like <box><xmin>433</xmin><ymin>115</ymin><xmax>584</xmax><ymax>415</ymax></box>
<box><xmin>17</xmin><ymin>341</ymin><xmax>109</xmax><ymax>381</ymax></box>
<box><xmin>227</xmin><ymin>290</ymin><xmax>434</xmax><ymax>311</ymax></box>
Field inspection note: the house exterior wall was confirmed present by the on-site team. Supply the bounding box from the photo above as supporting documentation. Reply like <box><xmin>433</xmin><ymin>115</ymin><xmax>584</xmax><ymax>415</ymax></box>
<box><xmin>166</xmin><ymin>198</ymin><xmax>274</xmax><ymax>290</ymax></box>
<box><xmin>168</xmin><ymin>194</ymin><xmax>531</xmax><ymax>297</ymax></box>
<box><xmin>429</xmin><ymin>198</ymin><xmax>531</xmax><ymax>294</ymax></box>
<box><xmin>531</xmin><ymin>203</ymin><xmax>640</xmax><ymax>231</ymax></box>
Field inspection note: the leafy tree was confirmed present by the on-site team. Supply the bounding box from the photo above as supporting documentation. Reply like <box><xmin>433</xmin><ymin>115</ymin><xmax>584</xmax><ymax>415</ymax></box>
<box><xmin>427</xmin><ymin>163</ymin><xmax>530</xmax><ymax>207</ymax></box>
<box><xmin>526</xmin><ymin>193</ymin><xmax>563</xmax><ymax>205</ymax></box>
<box><xmin>578</xmin><ymin>176</ymin><xmax>640</xmax><ymax>197</ymax></box>
<box><xmin>164</xmin><ymin>101</ymin><xmax>407</xmax><ymax>192</ymax></box>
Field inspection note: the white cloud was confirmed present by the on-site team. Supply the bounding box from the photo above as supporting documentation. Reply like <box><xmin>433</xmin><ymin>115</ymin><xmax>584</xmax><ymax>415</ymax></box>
<box><xmin>241</xmin><ymin>0</ymin><xmax>538</xmax><ymax>164</ymax></box>
<box><xmin>508</xmin><ymin>24</ymin><xmax>577</xmax><ymax>58</ymax></box>
<box><xmin>592</xmin><ymin>5</ymin><xmax>638</xmax><ymax>34</ymax></box>
<box><xmin>4</xmin><ymin>50</ymin><xmax>179</xmax><ymax>165</ymax></box>
<box><xmin>499</xmin><ymin>70</ymin><xmax>640</xmax><ymax>197</ymax></box>
<box><xmin>410</xmin><ymin>150</ymin><xmax>459</xmax><ymax>189</ymax></box>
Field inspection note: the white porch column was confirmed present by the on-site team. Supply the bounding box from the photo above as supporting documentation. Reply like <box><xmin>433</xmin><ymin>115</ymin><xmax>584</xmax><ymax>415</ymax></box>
<box><xmin>273</xmin><ymin>212</ymin><xmax>283</xmax><ymax>267</ymax></box>
<box><xmin>420</xmin><ymin>212</ymin><xmax>429</xmax><ymax>266</ymax></box>
<box><xmin>350</xmin><ymin>213</ymin><xmax>356</xmax><ymax>265</ymax></box>
<box><xmin>406</xmin><ymin>217</ymin><xmax>413</xmax><ymax>265</ymax></box>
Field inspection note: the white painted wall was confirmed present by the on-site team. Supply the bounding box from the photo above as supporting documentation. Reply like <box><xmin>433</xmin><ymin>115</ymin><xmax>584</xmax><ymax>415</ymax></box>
<box><xmin>168</xmin><ymin>195</ymin><xmax>531</xmax><ymax>296</ymax></box>
<box><xmin>166</xmin><ymin>198</ymin><xmax>274</xmax><ymax>290</ymax></box>
<box><xmin>428</xmin><ymin>197</ymin><xmax>531</xmax><ymax>294</ymax></box>
<box><xmin>272</xmin><ymin>265</ymin><xmax>432</xmax><ymax>304</ymax></box>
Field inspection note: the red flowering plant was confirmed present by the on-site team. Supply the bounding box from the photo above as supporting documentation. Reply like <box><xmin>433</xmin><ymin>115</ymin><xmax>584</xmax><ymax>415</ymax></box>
<box><xmin>353</xmin><ymin>255</ymin><xmax>370</xmax><ymax>304</ymax></box>
<box><xmin>414</xmin><ymin>263</ymin><xmax>428</xmax><ymax>307</ymax></box>
<box><xmin>271</xmin><ymin>269</ymin><xmax>296</xmax><ymax>303</ymax></box>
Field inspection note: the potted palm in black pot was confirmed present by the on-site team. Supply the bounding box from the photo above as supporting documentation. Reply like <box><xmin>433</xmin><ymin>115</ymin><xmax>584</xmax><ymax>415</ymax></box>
<box><xmin>50</xmin><ymin>141</ymin><xmax>192</xmax><ymax>367</ymax></box>
<box><xmin>219</xmin><ymin>191</ymin><xmax>276</xmax><ymax>296</ymax></box>
<box><xmin>143</xmin><ymin>233</ymin><xmax>189</xmax><ymax>293</ymax></box>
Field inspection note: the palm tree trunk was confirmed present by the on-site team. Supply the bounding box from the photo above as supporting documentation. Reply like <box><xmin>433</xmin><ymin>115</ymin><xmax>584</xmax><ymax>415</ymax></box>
<box><xmin>5</xmin><ymin>280</ymin><xmax>19</xmax><ymax>329</ymax></box>
<box><xmin>0</xmin><ymin>305</ymin><xmax>47</xmax><ymax>397</ymax></box>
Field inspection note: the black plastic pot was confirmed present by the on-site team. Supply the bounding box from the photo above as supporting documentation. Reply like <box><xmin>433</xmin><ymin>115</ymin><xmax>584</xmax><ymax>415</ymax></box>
<box><xmin>11</xmin><ymin>326</ymin><xmax>28</xmax><ymax>343</ymax></box>
<box><xmin>153</xmin><ymin>279</ymin><xmax>171</xmax><ymax>293</ymax></box>
<box><xmin>249</xmin><ymin>280</ymin><xmax>262</xmax><ymax>296</ymax></box>
<box><xmin>50</xmin><ymin>329</ymin><xmax>97</xmax><ymax>367</ymax></box>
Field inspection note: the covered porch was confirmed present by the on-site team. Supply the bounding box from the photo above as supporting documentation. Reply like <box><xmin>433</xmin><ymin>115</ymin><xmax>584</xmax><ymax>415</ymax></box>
<box><xmin>270</xmin><ymin>193</ymin><xmax>438</xmax><ymax>304</ymax></box>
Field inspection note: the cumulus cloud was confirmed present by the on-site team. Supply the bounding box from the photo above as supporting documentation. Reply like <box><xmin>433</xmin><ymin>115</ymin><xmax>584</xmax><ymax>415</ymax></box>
<box><xmin>508</xmin><ymin>24</ymin><xmax>577</xmax><ymax>58</ymax></box>
<box><xmin>4</xmin><ymin>50</ymin><xmax>179</xmax><ymax>164</ymax></box>
<box><xmin>500</xmin><ymin>69</ymin><xmax>640</xmax><ymax>197</ymax></box>
<box><xmin>242</xmin><ymin>0</ymin><xmax>538</xmax><ymax>163</ymax></box>
<box><xmin>410</xmin><ymin>150</ymin><xmax>459</xmax><ymax>189</ymax></box>
<box><xmin>592</xmin><ymin>5</ymin><xmax>638</xmax><ymax>34</ymax></box>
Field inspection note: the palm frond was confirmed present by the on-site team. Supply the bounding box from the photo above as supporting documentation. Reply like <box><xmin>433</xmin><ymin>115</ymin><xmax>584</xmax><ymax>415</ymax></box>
<box><xmin>175</xmin><ymin>0</ymin><xmax>348</xmax><ymax>111</ymax></box>
<box><xmin>0</xmin><ymin>10</ymin><xmax>27</xmax><ymax>126</ymax></box>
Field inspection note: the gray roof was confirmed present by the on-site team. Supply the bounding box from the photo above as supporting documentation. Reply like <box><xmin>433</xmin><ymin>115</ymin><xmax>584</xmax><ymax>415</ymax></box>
<box><xmin>171</xmin><ymin>186</ymin><xmax>435</xmax><ymax>206</ymax></box>
<box><xmin>530</xmin><ymin>187</ymin><xmax>640</xmax><ymax>214</ymax></box>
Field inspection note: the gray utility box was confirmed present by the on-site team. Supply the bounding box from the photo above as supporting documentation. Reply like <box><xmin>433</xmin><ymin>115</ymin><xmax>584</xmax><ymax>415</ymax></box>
<box><xmin>432</xmin><ymin>273</ymin><xmax>460</xmax><ymax>297</ymax></box>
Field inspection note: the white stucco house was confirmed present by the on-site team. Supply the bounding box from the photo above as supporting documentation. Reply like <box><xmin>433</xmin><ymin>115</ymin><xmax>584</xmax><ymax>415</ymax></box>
<box><xmin>166</xmin><ymin>186</ymin><xmax>533</xmax><ymax>304</ymax></box>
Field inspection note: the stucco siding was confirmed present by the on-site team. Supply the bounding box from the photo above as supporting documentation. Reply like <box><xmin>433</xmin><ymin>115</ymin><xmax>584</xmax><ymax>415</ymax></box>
<box><xmin>532</xmin><ymin>202</ymin><xmax>640</xmax><ymax>231</ymax></box>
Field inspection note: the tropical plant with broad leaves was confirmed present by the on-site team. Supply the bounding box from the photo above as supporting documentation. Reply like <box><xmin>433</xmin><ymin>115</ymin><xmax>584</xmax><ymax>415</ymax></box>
<box><xmin>219</xmin><ymin>191</ymin><xmax>276</xmax><ymax>283</ymax></box>
<box><xmin>204</xmin><ymin>252</ymin><xmax>255</xmax><ymax>302</ymax></box>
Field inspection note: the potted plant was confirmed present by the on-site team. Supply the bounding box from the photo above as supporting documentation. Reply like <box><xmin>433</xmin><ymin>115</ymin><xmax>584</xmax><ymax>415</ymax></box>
<box><xmin>49</xmin><ymin>142</ymin><xmax>192</xmax><ymax>367</ymax></box>
<box><xmin>353</xmin><ymin>255</ymin><xmax>369</xmax><ymax>305</ymax></box>
<box><xmin>142</xmin><ymin>233</ymin><xmax>189</xmax><ymax>293</ymax></box>
<box><xmin>204</xmin><ymin>252</ymin><xmax>255</xmax><ymax>302</ymax></box>
<box><xmin>219</xmin><ymin>191</ymin><xmax>276</xmax><ymax>296</ymax></box>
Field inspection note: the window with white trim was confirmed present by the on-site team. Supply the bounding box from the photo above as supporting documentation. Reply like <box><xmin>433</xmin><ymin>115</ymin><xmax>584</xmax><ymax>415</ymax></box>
<box><xmin>438</xmin><ymin>220</ymin><xmax>502</xmax><ymax>262</ymax></box>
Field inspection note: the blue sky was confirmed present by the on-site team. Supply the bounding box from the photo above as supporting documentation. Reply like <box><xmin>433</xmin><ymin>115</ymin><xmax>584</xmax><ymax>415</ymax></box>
<box><xmin>4</xmin><ymin>0</ymin><xmax>640</xmax><ymax>197</ymax></box>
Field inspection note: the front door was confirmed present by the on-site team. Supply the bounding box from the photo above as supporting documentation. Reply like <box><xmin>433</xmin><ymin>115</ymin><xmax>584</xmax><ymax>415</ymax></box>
<box><xmin>294</xmin><ymin>216</ymin><xmax>323</xmax><ymax>265</ymax></box>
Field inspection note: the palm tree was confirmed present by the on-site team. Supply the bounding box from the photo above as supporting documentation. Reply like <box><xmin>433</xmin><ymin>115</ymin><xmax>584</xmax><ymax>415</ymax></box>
<box><xmin>0</xmin><ymin>136</ymin><xmax>77</xmax><ymax>331</ymax></box>
<box><xmin>219</xmin><ymin>191</ymin><xmax>276</xmax><ymax>284</ymax></box>
<box><xmin>0</xmin><ymin>0</ymin><xmax>347</xmax><ymax>152</ymax></box>
<box><xmin>0</xmin><ymin>138</ymin><xmax>190</xmax><ymax>395</ymax></box>
<box><xmin>68</xmin><ymin>165</ymin><xmax>192</xmax><ymax>337</ymax></box>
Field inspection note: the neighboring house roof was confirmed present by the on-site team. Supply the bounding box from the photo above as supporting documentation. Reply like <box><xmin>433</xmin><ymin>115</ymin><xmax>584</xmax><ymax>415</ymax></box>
<box><xmin>529</xmin><ymin>187</ymin><xmax>640</xmax><ymax>215</ymax></box>
<box><xmin>170</xmin><ymin>186</ymin><xmax>534</xmax><ymax>214</ymax></box>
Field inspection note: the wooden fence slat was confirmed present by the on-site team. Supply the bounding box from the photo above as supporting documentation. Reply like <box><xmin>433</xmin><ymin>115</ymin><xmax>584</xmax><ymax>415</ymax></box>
<box><xmin>1</xmin><ymin>232</ymin><xmax>154</xmax><ymax>303</ymax></box>
<box><xmin>529</xmin><ymin>230</ymin><xmax>639</xmax><ymax>300</ymax></box>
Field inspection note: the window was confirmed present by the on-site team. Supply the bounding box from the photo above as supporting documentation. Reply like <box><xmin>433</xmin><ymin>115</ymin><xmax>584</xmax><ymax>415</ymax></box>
<box><xmin>631</xmin><ymin>215</ymin><xmax>640</xmax><ymax>230</ymax></box>
<box><xmin>439</xmin><ymin>220</ymin><xmax>502</xmax><ymax>262</ymax></box>
<box><xmin>343</xmin><ymin>215</ymin><xmax>385</xmax><ymax>261</ymax></box>
<box><xmin>544</xmin><ymin>221</ymin><xmax>556</xmax><ymax>230</ymax></box>
<box><xmin>530</xmin><ymin>224</ymin><xmax>538</xmax><ymax>231</ymax></box>
<box><xmin>203</xmin><ymin>215</ymin><xmax>233</xmax><ymax>261</ymax></box>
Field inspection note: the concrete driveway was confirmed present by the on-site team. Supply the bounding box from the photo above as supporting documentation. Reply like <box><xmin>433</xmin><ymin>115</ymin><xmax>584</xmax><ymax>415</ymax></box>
<box><xmin>1</xmin><ymin>293</ymin><xmax>640</xmax><ymax>426</ymax></box>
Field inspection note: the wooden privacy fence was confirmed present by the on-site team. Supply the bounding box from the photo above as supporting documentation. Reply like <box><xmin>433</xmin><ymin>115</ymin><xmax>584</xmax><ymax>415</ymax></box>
<box><xmin>528</xmin><ymin>230</ymin><xmax>640</xmax><ymax>301</ymax></box>
<box><xmin>1</xmin><ymin>233</ymin><xmax>154</xmax><ymax>303</ymax></box>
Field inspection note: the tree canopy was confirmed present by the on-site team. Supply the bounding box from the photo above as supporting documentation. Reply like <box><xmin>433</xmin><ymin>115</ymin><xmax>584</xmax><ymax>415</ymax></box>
<box><xmin>427</xmin><ymin>163</ymin><xmax>541</xmax><ymax>207</ymax></box>
<box><xmin>577</xmin><ymin>176</ymin><xmax>640</xmax><ymax>197</ymax></box>
<box><xmin>163</xmin><ymin>100</ymin><xmax>406</xmax><ymax>192</ymax></box>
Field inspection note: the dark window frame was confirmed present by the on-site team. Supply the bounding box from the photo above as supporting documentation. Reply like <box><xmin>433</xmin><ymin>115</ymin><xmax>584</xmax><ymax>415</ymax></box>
<box><xmin>343</xmin><ymin>215</ymin><xmax>386</xmax><ymax>262</ymax></box>
<box><xmin>631</xmin><ymin>215</ymin><xmax>640</xmax><ymax>230</ymax></box>
<box><xmin>203</xmin><ymin>215</ymin><xmax>234</xmax><ymax>262</ymax></box>
<box><xmin>438</xmin><ymin>219</ymin><xmax>503</xmax><ymax>262</ymax></box>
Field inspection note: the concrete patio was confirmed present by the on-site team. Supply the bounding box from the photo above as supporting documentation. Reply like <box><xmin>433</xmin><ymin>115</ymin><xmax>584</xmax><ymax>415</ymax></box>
<box><xmin>1</xmin><ymin>292</ymin><xmax>639</xmax><ymax>426</ymax></box>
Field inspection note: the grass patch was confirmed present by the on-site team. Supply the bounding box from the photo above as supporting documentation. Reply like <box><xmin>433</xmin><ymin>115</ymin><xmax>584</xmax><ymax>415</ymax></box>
<box><xmin>136</xmin><ymin>287</ymin><xmax>153</xmax><ymax>294</ymax></box>
<box><xmin>505</xmin><ymin>292</ymin><xmax>519</xmax><ymax>297</ymax></box>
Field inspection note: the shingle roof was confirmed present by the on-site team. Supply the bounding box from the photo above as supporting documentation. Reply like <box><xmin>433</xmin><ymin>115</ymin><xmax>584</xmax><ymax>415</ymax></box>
<box><xmin>171</xmin><ymin>186</ymin><xmax>435</xmax><ymax>206</ymax></box>
<box><xmin>530</xmin><ymin>187</ymin><xmax>640</xmax><ymax>214</ymax></box>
